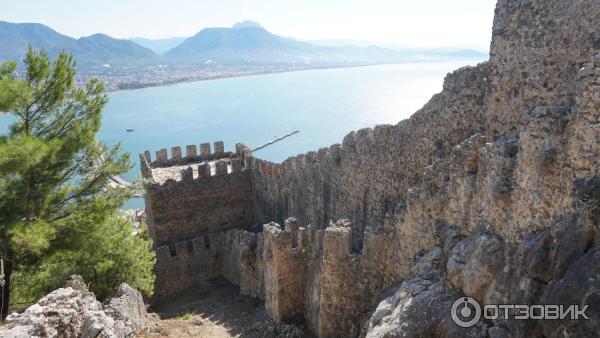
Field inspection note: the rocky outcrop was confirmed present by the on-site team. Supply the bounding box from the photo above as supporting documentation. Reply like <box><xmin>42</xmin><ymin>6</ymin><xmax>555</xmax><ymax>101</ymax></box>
<box><xmin>365</xmin><ymin>278</ymin><xmax>487</xmax><ymax>338</ymax></box>
<box><xmin>0</xmin><ymin>276</ymin><xmax>147</xmax><ymax>338</ymax></box>
<box><xmin>366</xmin><ymin>211</ymin><xmax>600</xmax><ymax>337</ymax></box>
<box><xmin>104</xmin><ymin>283</ymin><xmax>148</xmax><ymax>337</ymax></box>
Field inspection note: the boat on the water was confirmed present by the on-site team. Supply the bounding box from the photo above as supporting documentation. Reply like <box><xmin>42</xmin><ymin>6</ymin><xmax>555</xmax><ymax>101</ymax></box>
<box><xmin>126</xmin><ymin>128</ymin><xmax>134</xmax><ymax>132</ymax></box>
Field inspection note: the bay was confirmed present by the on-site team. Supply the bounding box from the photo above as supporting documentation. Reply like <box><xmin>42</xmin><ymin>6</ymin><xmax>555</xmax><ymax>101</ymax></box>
<box><xmin>0</xmin><ymin>60</ymin><xmax>484</xmax><ymax>208</ymax></box>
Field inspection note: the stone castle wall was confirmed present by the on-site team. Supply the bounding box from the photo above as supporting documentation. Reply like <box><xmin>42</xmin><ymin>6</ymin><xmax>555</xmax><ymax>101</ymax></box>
<box><xmin>142</xmin><ymin>142</ymin><xmax>257</xmax><ymax>297</ymax></box>
<box><xmin>249</xmin><ymin>63</ymin><xmax>491</xmax><ymax>253</ymax></box>
<box><xmin>142</xmin><ymin>142</ymin><xmax>255</xmax><ymax>247</ymax></box>
<box><xmin>213</xmin><ymin>218</ymin><xmax>399</xmax><ymax>338</ymax></box>
<box><xmin>153</xmin><ymin>230</ymin><xmax>243</xmax><ymax>299</ymax></box>
<box><xmin>248</xmin><ymin>0</ymin><xmax>600</xmax><ymax>280</ymax></box>
<box><xmin>142</xmin><ymin>0</ymin><xmax>600</xmax><ymax>336</ymax></box>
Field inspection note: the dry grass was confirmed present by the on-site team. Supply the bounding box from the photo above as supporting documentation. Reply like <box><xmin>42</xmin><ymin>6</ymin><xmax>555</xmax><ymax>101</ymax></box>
<box><xmin>137</xmin><ymin>278</ymin><xmax>269</xmax><ymax>338</ymax></box>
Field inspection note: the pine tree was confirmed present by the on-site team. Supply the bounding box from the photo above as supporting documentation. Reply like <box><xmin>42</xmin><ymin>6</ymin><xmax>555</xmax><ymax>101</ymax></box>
<box><xmin>0</xmin><ymin>47</ymin><xmax>155</xmax><ymax>317</ymax></box>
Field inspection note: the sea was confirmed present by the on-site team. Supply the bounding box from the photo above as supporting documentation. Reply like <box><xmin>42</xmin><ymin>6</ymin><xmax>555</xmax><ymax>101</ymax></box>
<box><xmin>0</xmin><ymin>60</ymin><xmax>485</xmax><ymax>208</ymax></box>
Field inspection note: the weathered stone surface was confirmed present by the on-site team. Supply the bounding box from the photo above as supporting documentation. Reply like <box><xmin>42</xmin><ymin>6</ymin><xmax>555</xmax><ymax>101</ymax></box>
<box><xmin>104</xmin><ymin>283</ymin><xmax>148</xmax><ymax>337</ymax></box>
<box><xmin>0</xmin><ymin>276</ymin><xmax>147</xmax><ymax>338</ymax></box>
<box><xmin>262</xmin><ymin>222</ymin><xmax>305</xmax><ymax>324</ymax></box>
<box><xmin>153</xmin><ymin>229</ymin><xmax>245</xmax><ymax>300</ymax></box>
<box><xmin>447</xmin><ymin>231</ymin><xmax>506</xmax><ymax>302</ymax></box>
<box><xmin>365</xmin><ymin>278</ymin><xmax>487</xmax><ymax>338</ymax></box>
<box><xmin>540</xmin><ymin>249</ymin><xmax>600</xmax><ymax>338</ymax></box>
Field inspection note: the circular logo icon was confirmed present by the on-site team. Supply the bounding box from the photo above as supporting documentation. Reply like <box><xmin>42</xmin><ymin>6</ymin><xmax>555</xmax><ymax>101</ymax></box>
<box><xmin>451</xmin><ymin>297</ymin><xmax>481</xmax><ymax>328</ymax></box>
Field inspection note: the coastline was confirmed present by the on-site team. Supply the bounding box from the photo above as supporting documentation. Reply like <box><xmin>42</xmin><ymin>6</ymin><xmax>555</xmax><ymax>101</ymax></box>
<box><xmin>107</xmin><ymin>59</ymin><xmax>486</xmax><ymax>94</ymax></box>
<box><xmin>107</xmin><ymin>63</ymin><xmax>387</xmax><ymax>93</ymax></box>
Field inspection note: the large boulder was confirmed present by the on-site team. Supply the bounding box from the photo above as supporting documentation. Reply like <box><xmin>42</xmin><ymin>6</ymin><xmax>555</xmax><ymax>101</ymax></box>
<box><xmin>104</xmin><ymin>283</ymin><xmax>148</xmax><ymax>337</ymax></box>
<box><xmin>0</xmin><ymin>285</ymin><xmax>112</xmax><ymax>338</ymax></box>
<box><xmin>0</xmin><ymin>276</ymin><xmax>147</xmax><ymax>338</ymax></box>
<box><xmin>540</xmin><ymin>248</ymin><xmax>600</xmax><ymax>337</ymax></box>
<box><xmin>365</xmin><ymin>277</ymin><xmax>488</xmax><ymax>338</ymax></box>
<box><xmin>446</xmin><ymin>231</ymin><xmax>506</xmax><ymax>303</ymax></box>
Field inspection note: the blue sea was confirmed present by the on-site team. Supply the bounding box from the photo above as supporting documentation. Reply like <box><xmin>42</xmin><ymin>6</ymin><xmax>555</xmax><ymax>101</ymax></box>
<box><xmin>0</xmin><ymin>61</ymin><xmax>483</xmax><ymax>208</ymax></box>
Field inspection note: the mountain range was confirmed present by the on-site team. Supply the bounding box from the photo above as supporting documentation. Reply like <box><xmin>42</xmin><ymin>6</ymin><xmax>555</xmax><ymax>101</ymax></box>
<box><xmin>0</xmin><ymin>20</ymin><xmax>487</xmax><ymax>68</ymax></box>
<box><xmin>0</xmin><ymin>21</ymin><xmax>158</xmax><ymax>67</ymax></box>
<box><xmin>164</xmin><ymin>21</ymin><xmax>320</xmax><ymax>64</ymax></box>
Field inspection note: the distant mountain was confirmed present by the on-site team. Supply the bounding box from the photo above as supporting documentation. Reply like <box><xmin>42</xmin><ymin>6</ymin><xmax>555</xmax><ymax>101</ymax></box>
<box><xmin>0</xmin><ymin>21</ymin><xmax>73</xmax><ymax>60</ymax></box>
<box><xmin>129</xmin><ymin>37</ymin><xmax>187</xmax><ymax>55</ymax></box>
<box><xmin>165</xmin><ymin>23</ymin><xmax>317</xmax><ymax>64</ymax></box>
<box><xmin>0</xmin><ymin>21</ymin><xmax>158</xmax><ymax>67</ymax></box>
<box><xmin>165</xmin><ymin>22</ymin><xmax>487</xmax><ymax>65</ymax></box>
<box><xmin>0</xmin><ymin>19</ymin><xmax>487</xmax><ymax>70</ymax></box>
<box><xmin>231</xmin><ymin>20</ymin><xmax>263</xmax><ymax>30</ymax></box>
<box><xmin>74</xmin><ymin>34</ymin><xmax>159</xmax><ymax>65</ymax></box>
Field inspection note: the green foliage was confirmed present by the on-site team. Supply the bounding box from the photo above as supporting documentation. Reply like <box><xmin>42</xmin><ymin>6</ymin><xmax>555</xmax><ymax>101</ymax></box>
<box><xmin>0</xmin><ymin>47</ymin><xmax>155</xmax><ymax>308</ymax></box>
<box><xmin>11</xmin><ymin>215</ymin><xmax>155</xmax><ymax>302</ymax></box>
<box><xmin>0</xmin><ymin>61</ymin><xmax>28</xmax><ymax>111</ymax></box>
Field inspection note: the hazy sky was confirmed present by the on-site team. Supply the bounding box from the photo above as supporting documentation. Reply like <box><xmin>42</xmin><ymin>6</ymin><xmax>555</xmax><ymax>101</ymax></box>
<box><xmin>0</xmin><ymin>0</ymin><xmax>497</xmax><ymax>51</ymax></box>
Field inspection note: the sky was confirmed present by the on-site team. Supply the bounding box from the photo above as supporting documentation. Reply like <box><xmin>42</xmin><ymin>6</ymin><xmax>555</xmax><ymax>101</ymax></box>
<box><xmin>0</xmin><ymin>0</ymin><xmax>497</xmax><ymax>51</ymax></box>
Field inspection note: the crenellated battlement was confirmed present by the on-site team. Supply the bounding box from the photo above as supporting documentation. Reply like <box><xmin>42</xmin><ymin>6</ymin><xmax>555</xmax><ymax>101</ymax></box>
<box><xmin>146</xmin><ymin>157</ymin><xmax>248</xmax><ymax>190</ymax></box>
<box><xmin>142</xmin><ymin>141</ymin><xmax>242</xmax><ymax>169</ymax></box>
<box><xmin>143</xmin><ymin>140</ymin><xmax>257</xmax><ymax>249</ymax></box>
<box><xmin>153</xmin><ymin>229</ymin><xmax>247</xmax><ymax>299</ymax></box>
<box><xmin>155</xmin><ymin>229</ymin><xmax>243</xmax><ymax>261</ymax></box>
<box><xmin>263</xmin><ymin>219</ymin><xmax>391</xmax><ymax>264</ymax></box>
<box><xmin>140</xmin><ymin>141</ymin><xmax>253</xmax><ymax>189</ymax></box>
<box><xmin>247</xmin><ymin>124</ymin><xmax>392</xmax><ymax>185</ymax></box>
<box><xmin>235</xmin><ymin>218</ymin><xmax>396</xmax><ymax>336</ymax></box>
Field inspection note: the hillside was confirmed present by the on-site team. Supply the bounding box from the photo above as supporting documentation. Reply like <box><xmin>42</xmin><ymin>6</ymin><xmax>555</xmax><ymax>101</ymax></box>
<box><xmin>0</xmin><ymin>21</ymin><xmax>158</xmax><ymax>67</ymax></box>
<box><xmin>0</xmin><ymin>21</ymin><xmax>73</xmax><ymax>60</ymax></box>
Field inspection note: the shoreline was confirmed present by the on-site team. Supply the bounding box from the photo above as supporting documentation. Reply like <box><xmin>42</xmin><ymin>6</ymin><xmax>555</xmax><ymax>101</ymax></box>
<box><xmin>107</xmin><ymin>63</ymin><xmax>388</xmax><ymax>93</ymax></box>
<box><xmin>107</xmin><ymin>59</ymin><xmax>485</xmax><ymax>94</ymax></box>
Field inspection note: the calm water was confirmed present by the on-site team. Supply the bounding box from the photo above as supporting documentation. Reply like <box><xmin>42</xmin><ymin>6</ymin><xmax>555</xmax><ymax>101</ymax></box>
<box><xmin>0</xmin><ymin>60</ymin><xmax>484</xmax><ymax>208</ymax></box>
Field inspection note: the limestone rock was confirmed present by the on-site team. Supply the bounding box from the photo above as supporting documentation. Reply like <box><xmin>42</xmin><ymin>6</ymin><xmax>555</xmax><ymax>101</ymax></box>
<box><xmin>447</xmin><ymin>231</ymin><xmax>506</xmax><ymax>302</ymax></box>
<box><xmin>0</xmin><ymin>276</ymin><xmax>147</xmax><ymax>338</ymax></box>
<box><xmin>365</xmin><ymin>278</ymin><xmax>487</xmax><ymax>338</ymax></box>
<box><xmin>104</xmin><ymin>283</ymin><xmax>148</xmax><ymax>337</ymax></box>
<box><xmin>541</xmin><ymin>249</ymin><xmax>600</xmax><ymax>338</ymax></box>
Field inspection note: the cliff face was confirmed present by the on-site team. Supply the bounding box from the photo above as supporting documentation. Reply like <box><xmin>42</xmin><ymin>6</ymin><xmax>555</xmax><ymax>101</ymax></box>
<box><xmin>142</xmin><ymin>0</ymin><xmax>600</xmax><ymax>337</ymax></box>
